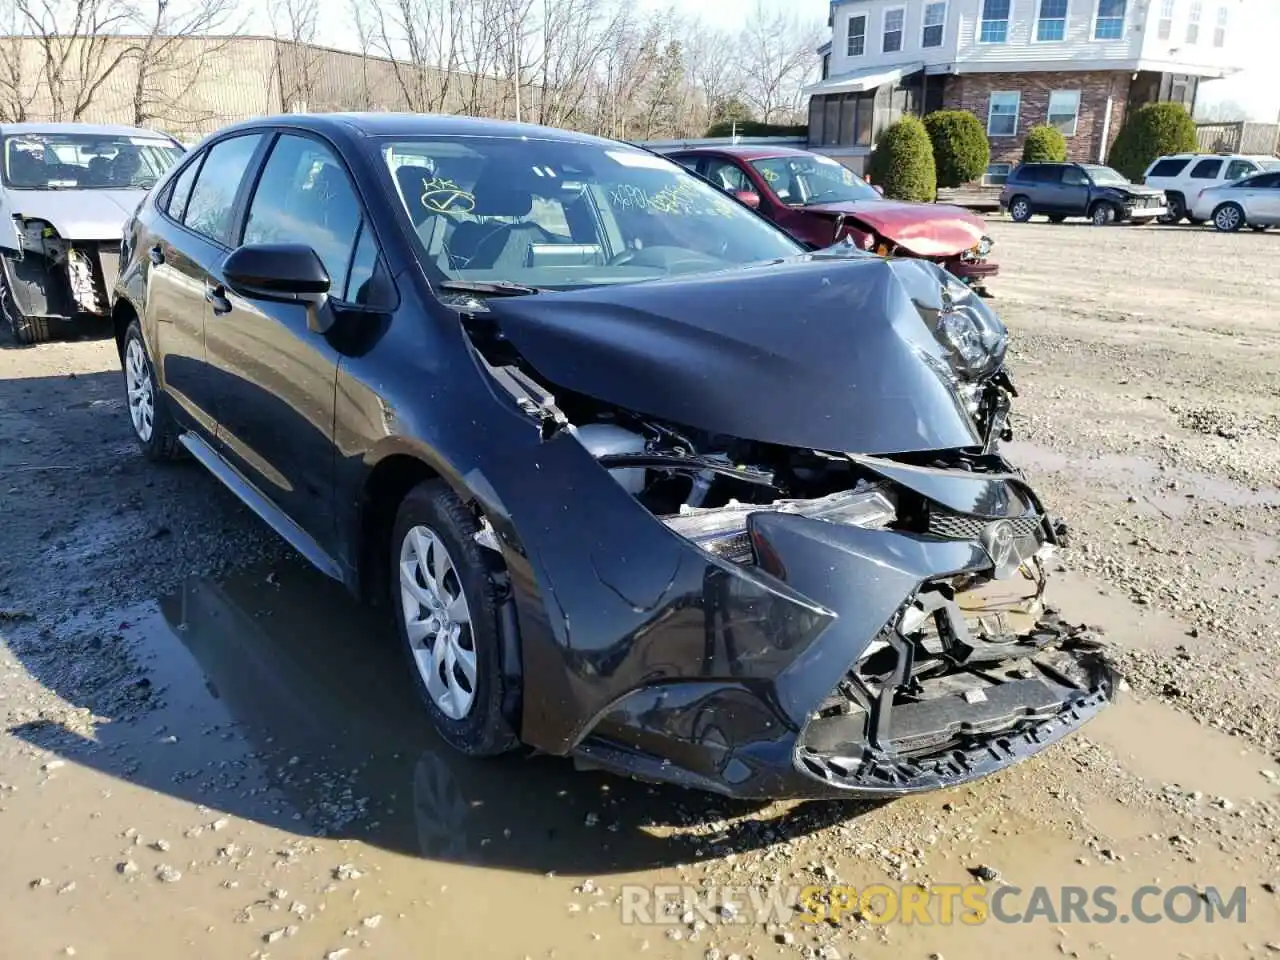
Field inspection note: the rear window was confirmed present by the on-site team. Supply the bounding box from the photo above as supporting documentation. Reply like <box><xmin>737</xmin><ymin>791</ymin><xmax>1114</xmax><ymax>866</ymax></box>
<box><xmin>1014</xmin><ymin>165</ymin><xmax>1059</xmax><ymax>183</ymax></box>
<box><xmin>1147</xmin><ymin>158</ymin><xmax>1190</xmax><ymax>178</ymax></box>
<box><xmin>1189</xmin><ymin>158</ymin><xmax>1223</xmax><ymax>179</ymax></box>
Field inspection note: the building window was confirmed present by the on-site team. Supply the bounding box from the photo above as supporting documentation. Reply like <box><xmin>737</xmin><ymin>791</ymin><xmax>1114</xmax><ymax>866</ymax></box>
<box><xmin>985</xmin><ymin>163</ymin><xmax>1013</xmax><ymax>185</ymax></box>
<box><xmin>1157</xmin><ymin>0</ymin><xmax>1175</xmax><ymax>39</ymax></box>
<box><xmin>1047</xmin><ymin>90</ymin><xmax>1081</xmax><ymax>135</ymax></box>
<box><xmin>987</xmin><ymin>91</ymin><xmax>1020</xmax><ymax>136</ymax></box>
<box><xmin>1036</xmin><ymin>0</ymin><xmax>1068</xmax><ymax>40</ymax></box>
<box><xmin>847</xmin><ymin>13</ymin><xmax>867</xmax><ymax>55</ymax></box>
<box><xmin>1094</xmin><ymin>0</ymin><xmax>1126</xmax><ymax>38</ymax></box>
<box><xmin>922</xmin><ymin>2</ymin><xmax>947</xmax><ymax>46</ymax></box>
<box><xmin>882</xmin><ymin>7</ymin><xmax>906</xmax><ymax>52</ymax></box>
<box><xmin>979</xmin><ymin>0</ymin><xmax>1010</xmax><ymax>43</ymax></box>
<box><xmin>1214</xmin><ymin>5</ymin><xmax>1227</xmax><ymax>45</ymax></box>
<box><xmin>1186</xmin><ymin>0</ymin><xmax>1201</xmax><ymax>41</ymax></box>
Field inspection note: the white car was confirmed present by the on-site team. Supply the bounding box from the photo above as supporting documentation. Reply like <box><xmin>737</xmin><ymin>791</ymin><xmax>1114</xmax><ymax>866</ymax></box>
<box><xmin>0</xmin><ymin>122</ymin><xmax>185</xmax><ymax>344</ymax></box>
<box><xmin>1190</xmin><ymin>170</ymin><xmax>1280</xmax><ymax>232</ymax></box>
<box><xmin>1141</xmin><ymin>152</ymin><xmax>1280</xmax><ymax>225</ymax></box>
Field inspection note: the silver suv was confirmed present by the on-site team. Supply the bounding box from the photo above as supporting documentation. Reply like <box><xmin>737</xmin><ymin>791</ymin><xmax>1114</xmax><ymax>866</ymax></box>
<box><xmin>1142</xmin><ymin>153</ymin><xmax>1280</xmax><ymax>224</ymax></box>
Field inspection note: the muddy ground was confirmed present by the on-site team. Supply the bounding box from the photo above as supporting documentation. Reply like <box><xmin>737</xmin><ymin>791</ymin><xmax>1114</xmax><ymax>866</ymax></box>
<box><xmin>1</xmin><ymin>220</ymin><xmax>1278</xmax><ymax>959</ymax></box>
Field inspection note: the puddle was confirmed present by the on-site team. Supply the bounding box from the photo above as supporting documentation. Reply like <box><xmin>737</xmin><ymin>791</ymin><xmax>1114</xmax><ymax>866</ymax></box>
<box><xmin>1002</xmin><ymin>440</ymin><xmax>1280</xmax><ymax>517</ymax></box>
<box><xmin>1086</xmin><ymin>695</ymin><xmax>1276</xmax><ymax>802</ymax></box>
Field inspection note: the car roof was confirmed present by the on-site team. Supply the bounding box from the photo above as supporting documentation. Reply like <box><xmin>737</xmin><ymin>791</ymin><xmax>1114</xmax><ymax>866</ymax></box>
<box><xmin>204</xmin><ymin>112</ymin><xmax>631</xmax><ymax>150</ymax></box>
<box><xmin>1150</xmin><ymin>153</ymin><xmax>1270</xmax><ymax>162</ymax></box>
<box><xmin>0</xmin><ymin>121</ymin><xmax>177</xmax><ymax>141</ymax></box>
<box><xmin>668</xmin><ymin>144</ymin><xmax>815</xmax><ymax>161</ymax></box>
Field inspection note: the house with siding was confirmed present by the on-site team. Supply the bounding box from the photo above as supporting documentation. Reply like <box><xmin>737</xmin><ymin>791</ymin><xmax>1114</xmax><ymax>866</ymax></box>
<box><xmin>804</xmin><ymin>0</ymin><xmax>1250</xmax><ymax>182</ymax></box>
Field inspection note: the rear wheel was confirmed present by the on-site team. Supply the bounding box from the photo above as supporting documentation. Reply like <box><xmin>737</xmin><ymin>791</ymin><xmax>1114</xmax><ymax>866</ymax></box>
<box><xmin>1159</xmin><ymin>194</ymin><xmax>1185</xmax><ymax>224</ymax></box>
<box><xmin>391</xmin><ymin>480</ymin><xmax>519</xmax><ymax>757</ymax></box>
<box><xmin>1090</xmin><ymin>202</ymin><xmax>1118</xmax><ymax>226</ymax></box>
<box><xmin>1213</xmin><ymin>203</ymin><xmax>1244</xmax><ymax>232</ymax></box>
<box><xmin>1009</xmin><ymin>196</ymin><xmax>1033</xmax><ymax>222</ymax></box>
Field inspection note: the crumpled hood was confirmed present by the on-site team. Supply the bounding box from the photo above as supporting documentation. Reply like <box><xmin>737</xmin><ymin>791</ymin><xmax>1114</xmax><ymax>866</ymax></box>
<box><xmin>804</xmin><ymin>200</ymin><xmax>986</xmax><ymax>257</ymax></box>
<box><xmin>1106</xmin><ymin>184</ymin><xmax>1164</xmax><ymax>200</ymax></box>
<box><xmin>8</xmin><ymin>189</ymin><xmax>145</xmax><ymax>240</ymax></box>
<box><xmin>482</xmin><ymin>255</ymin><xmax>989</xmax><ymax>455</ymax></box>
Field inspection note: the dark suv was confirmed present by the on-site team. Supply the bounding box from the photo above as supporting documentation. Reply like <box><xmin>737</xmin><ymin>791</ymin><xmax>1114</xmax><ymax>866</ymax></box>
<box><xmin>999</xmin><ymin>162</ymin><xmax>1168</xmax><ymax>225</ymax></box>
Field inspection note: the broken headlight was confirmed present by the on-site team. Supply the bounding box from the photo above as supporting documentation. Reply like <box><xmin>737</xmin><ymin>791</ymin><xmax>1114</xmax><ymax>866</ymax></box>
<box><xmin>927</xmin><ymin>277</ymin><xmax>1007</xmax><ymax>380</ymax></box>
<box><xmin>664</xmin><ymin>488</ymin><xmax>896</xmax><ymax>565</ymax></box>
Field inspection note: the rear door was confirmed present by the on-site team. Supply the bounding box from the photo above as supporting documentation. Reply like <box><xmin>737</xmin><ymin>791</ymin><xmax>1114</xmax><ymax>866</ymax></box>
<box><xmin>146</xmin><ymin>133</ymin><xmax>266</xmax><ymax>436</ymax></box>
<box><xmin>1246</xmin><ymin>172</ymin><xmax>1280</xmax><ymax>223</ymax></box>
<box><xmin>202</xmin><ymin>131</ymin><xmax>368</xmax><ymax>553</ymax></box>
<box><xmin>1187</xmin><ymin>157</ymin><xmax>1224</xmax><ymax>207</ymax></box>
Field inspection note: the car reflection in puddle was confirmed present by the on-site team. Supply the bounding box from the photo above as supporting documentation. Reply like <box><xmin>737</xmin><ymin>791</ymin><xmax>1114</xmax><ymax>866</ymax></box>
<box><xmin>11</xmin><ymin>560</ymin><xmax>861</xmax><ymax>874</ymax></box>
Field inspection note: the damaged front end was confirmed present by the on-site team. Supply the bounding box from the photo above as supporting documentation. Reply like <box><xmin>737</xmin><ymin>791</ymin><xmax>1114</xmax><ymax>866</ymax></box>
<box><xmin>460</xmin><ymin>253</ymin><xmax>1115</xmax><ymax>799</ymax></box>
<box><xmin>0</xmin><ymin>215</ymin><xmax>120</xmax><ymax>332</ymax></box>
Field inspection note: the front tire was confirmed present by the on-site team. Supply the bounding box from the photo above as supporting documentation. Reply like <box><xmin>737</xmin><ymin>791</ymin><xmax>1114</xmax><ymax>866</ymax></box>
<box><xmin>122</xmin><ymin>320</ymin><xmax>181</xmax><ymax>460</ymax></box>
<box><xmin>1090</xmin><ymin>202</ymin><xmax>1118</xmax><ymax>226</ymax></box>
<box><xmin>1159</xmin><ymin>195</ymin><xmax>1186</xmax><ymax>224</ymax></box>
<box><xmin>391</xmin><ymin>481</ymin><xmax>519</xmax><ymax>757</ymax></box>
<box><xmin>1213</xmin><ymin>203</ymin><xmax>1244</xmax><ymax>232</ymax></box>
<box><xmin>1009</xmin><ymin>196</ymin><xmax>1033</xmax><ymax>222</ymax></box>
<box><xmin>0</xmin><ymin>268</ymin><xmax>50</xmax><ymax>345</ymax></box>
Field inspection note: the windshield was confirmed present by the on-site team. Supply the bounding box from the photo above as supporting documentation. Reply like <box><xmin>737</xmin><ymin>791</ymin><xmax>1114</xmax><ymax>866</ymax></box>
<box><xmin>1082</xmin><ymin>164</ymin><xmax>1131</xmax><ymax>187</ymax></box>
<box><xmin>2</xmin><ymin>132</ymin><xmax>184</xmax><ymax>190</ymax></box>
<box><xmin>750</xmin><ymin>155</ymin><xmax>881</xmax><ymax>206</ymax></box>
<box><xmin>379</xmin><ymin>136</ymin><xmax>803</xmax><ymax>291</ymax></box>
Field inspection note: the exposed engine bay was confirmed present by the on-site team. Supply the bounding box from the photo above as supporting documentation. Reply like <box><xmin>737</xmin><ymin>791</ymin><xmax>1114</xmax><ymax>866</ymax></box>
<box><xmin>1</xmin><ymin>216</ymin><xmax>119</xmax><ymax>321</ymax></box>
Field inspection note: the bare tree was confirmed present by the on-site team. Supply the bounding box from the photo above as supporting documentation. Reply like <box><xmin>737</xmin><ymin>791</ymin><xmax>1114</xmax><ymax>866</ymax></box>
<box><xmin>685</xmin><ymin>19</ymin><xmax>742</xmax><ymax>133</ymax></box>
<box><xmin>129</xmin><ymin>0</ymin><xmax>241</xmax><ymax>131</ymax></box>
<box><xmin>737</xmin><ymin>0</ymin><xmax>820</xmax><ymax>124</ymax></box>
<box><xmin>269</xmin><ymin>0</ymin><xmax>321</xmax><ymax>112</ymax></box>
<box><xmin>14</xmin><ymin>0</ymin><xmax>136</xmax><ymax>120</ymax></box>
<box><xmin>1195</xmin><ymin>98</ymin><xmax>1251</xmax><ymax>123</ymax></box>
<box><xmin>0</xmin><ymin>0</ymin><xmax>35</xmax><ymax>121</ymax></box>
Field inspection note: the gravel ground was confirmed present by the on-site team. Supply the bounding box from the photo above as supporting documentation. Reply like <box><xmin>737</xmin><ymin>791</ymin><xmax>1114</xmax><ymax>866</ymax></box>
<box><xmin>1</xmin><ymin>220</ymin><xmax>1279</xmax><ymax>959</ymax></box>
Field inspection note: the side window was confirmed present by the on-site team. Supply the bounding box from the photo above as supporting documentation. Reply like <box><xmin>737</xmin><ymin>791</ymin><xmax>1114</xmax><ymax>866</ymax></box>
<box><xmin>183</xmin><ymin>134</ymin><xmax>263</xmax><ymax>245</ymax></box>
<box><xmin>243</xmin><ymin>134</ymin><xmax>363</xmax><ymax>297</ymax></box>
<box><xmin>1243</xmin><ymin>173</ymin><xmax>1280</xmax><ymax>188</ymax></box>
<box><xmin>703</xmin><ymin>159</ymin><xmax>751</xmax><ymax>193</ymax></box>
<box><xmin>165</xmin><ymin>155</ymin><xmax>202</xmax><ymax>220</ymax></box>
<box><xmin>1148</xmin><ymin>157</ymin><xmax>1190</xmax><ymax>177</ymax></box>
<box><xmin>1189</xmin><ymin>158</ymin><xmax>1222</xmax><ymax>179</ymax></box>
<box><xmin>1062</xmin><ymin>167</ymin><xmax>1089</xmax><ymax>185</ymax></box>
<box><xmin>1224</xmin><ymin>159</ymin><xmax>1255</xmax><ymax>181</ymax></box>
<box><xmin>673</xmin><ymin>156</ymin><xmax>700</xmax><ymax>172</ymax></box>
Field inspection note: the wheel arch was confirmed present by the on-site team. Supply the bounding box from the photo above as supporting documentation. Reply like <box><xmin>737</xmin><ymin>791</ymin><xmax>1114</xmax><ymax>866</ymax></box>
<box><xmin>111</xmin><ymin>295</ymin><xmax>139</xmax><ymax>356</ymax></box>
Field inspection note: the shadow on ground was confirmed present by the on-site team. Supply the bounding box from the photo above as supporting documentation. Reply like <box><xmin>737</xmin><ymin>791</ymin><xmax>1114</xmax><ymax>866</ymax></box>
<box><xmin>5</xmin><ymin>547</ymin><xmax>883</xmax><ymax>878</ymax></box>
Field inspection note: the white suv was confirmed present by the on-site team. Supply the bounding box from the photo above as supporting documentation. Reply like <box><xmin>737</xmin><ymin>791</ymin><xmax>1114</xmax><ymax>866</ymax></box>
<box><xmin>1141</xmin><ymin>153</ymin><xmax>1280</xmax><ymax>224</ymax></box>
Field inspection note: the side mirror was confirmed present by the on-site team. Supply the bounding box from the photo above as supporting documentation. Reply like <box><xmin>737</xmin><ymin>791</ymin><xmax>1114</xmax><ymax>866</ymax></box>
<box><xmin>223</xmin><ymin>242</ymin><xmax>330</xmax><ymax>303</ymax></box>
<box><xmin>872</xmin><ymin>183</ymin><xmax>885</xmax><ymax>196</ymax></box>
<box><xmin>733</xmin><ymin>189</ymin><xmax>762</xmax><ymax>210</ymax></box>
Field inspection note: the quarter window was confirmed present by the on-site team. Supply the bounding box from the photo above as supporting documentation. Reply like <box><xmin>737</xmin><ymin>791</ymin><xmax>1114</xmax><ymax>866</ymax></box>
<box><xmin>1094</xmin><ymin>0</ymin><xmax>1126</xmax><ymax>38</ymax></box>
<box><xmin>987</xmin><ymin>91</ymin><xmax>1020</xmax><ymax>136</ymax></box>
<box><xmin>242</xmin><ymin>134</ymin><xmax>363</xmax><ymax>298</ymax></box>
<box><xmin>1148</xmin><ymin>157</ymin><xmax>1191</xmax><ymax>177</ymax></box>
<box><xmin>1037</xmin><ymin>0</ymin><xmax>1068</xmax><ymax>41</ymax></box>
<box><xmin>922</xmin><ymin>2</ymin><xmax>946</xmax><ymax>46</ymax></box>
<box><xmin>165</xmin><ymin>154</ymin><xmax>202</xmax><ymax>221</ymax></box>
<box><xmin>882</xmin><ymin>7</ymin><xmax>905</xmax><ymax>52</ymax></box>
<box><xmin>703</xmin><ymin>159</ymin><xmax>752</xmax><ymax>193</ymax></box>
<box><xmin>182</xmin><ymin>134</ymin><xmax>263</xmax><ymax>245</ymax></box>
<box><xmin>1189</xmin><ymin>158</ymin><xmax>1222</xmax><ymax>179</ymax></box>
<box><xmin>1186</xmin><ymin>0</ymin><xmax>1201</xmax><ymax>42</ymax></box>
<box><xmin>1224</xmin><ymin>159</ymin><xmax>1255</xmax><ymax>181</ymax></box>
<box><xmin>1047</xmin><ymin>90</ymin><xmax>1081</xmax><ymax>136</ymax></box>
<box><xmin>979</xmin><ymin>0</ymin><xmax>1011</xmax><ymax>42</ymax></box>
<box><xmin>847</xmin><ymin>14</ymin><xmax>867</xmax><ymax>55</ymax></box>
<box><xmin>1157</xmin><ymin>0</ymin><xmax>1175</xmax><ymax>39</ymax></box>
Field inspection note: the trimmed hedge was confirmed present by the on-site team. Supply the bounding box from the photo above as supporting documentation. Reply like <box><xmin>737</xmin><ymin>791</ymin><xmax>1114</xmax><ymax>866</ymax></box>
<box><xmin>867</xmin><ymin>115</ymin><xmax>937</xmax><ymax>202</ymax></box>
<box><xmin>1108</xmin><ymin>102</ymin><xmax>1198</xmax><ymax>181</ymax></box>
<box><xmin>923</xmin><ymin>110</ymin><xmax>990</xmax><ymax>188</ymax></box>
<box><xmin>1022</xmin><ymin>124</ymin><xmax>1068</xmax><ymax>163</ymax></box>
<box><xmin>704</xmin><ymin>120</ymin><xmax>808</xmax><ymax>138</ymax></box>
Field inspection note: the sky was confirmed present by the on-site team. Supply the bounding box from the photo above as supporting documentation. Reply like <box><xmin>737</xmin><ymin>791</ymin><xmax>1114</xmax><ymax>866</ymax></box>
<box><xmin>642</xmin><ymin>0</ymin><xmax>1280</xmax><ymax>120</ymax></box>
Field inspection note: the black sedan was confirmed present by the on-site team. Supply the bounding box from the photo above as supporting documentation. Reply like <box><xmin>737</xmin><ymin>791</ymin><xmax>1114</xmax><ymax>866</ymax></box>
<box><xmin>111</xmin><ymin>113</ymin><xmax>1115</xmax><ymax>800</ymax></box>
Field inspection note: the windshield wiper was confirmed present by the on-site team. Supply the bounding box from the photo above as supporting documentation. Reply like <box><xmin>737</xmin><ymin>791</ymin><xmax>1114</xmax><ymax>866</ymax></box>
<box><xmin>437</xmin><ymin>280</ymin><xmax>544</xmax><ymax>297</ymax></box>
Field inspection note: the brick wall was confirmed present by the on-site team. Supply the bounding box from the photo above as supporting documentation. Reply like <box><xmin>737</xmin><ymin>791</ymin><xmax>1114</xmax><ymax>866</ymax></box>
<box><xmin>942</xmin><ymin>71</ymin><xmax>1132</xmax><ymax>167</ymax></box>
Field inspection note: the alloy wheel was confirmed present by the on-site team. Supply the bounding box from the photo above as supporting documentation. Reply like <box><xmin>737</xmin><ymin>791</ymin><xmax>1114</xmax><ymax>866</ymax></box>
<box><xmin>1215</xmin><ymin>205</ymin><xmax>1242</xmax><ymax>232</ymax></box>
<box><xmin>399</xmin><ymin>525</ymin><xmax>476</xmax><ymax>720</ymax></box>
<box><xmin>124</xmin><ymin>338</ymin><xmax>155</xmax><ymax>443</ymax></box>
<box><xmin>1011</xmin><ymin>199</ymin><xmax>1029</xmax><ymax>221</ymax></box>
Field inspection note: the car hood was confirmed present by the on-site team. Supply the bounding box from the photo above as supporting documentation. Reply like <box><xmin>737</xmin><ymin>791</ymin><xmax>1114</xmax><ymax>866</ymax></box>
<box><xmin>7</xmin><ymin>188</ymin><xmax>145</xmax><ymax>240</ymax></box>
<box><xmin>481</xmin><ymin>254</ymin><xmax>990</xmax><ymax>456</ymax></box>
<box><xmin>803</xmin><ymin>200</ymin><xmax>986</xmax><ymax>257</ymax></box>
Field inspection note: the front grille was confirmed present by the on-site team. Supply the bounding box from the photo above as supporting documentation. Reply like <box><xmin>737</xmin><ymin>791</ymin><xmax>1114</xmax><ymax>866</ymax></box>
<box><xmin>927</xmin><ymin>507</ymin><xmax>1043</xmax><ymax>542</ymax></box>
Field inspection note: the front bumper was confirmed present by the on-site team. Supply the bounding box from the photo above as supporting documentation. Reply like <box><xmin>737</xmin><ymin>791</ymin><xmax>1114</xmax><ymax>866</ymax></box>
<box><xmin>1124</xmin><ymin>204</ymin><xmax>1167</xmax><ymax>221</ymax></box>
<box><xmin>569</xmin><ymin>467</ymin><xmax>1116</xmax><ymax>800</ymax></box>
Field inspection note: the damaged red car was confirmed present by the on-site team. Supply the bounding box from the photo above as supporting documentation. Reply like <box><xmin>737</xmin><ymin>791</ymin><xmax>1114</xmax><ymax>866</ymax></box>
<box><xmin>667</xmin><ymin>145</ymin><xmax>998</xmax><ymax>296</ymax></box>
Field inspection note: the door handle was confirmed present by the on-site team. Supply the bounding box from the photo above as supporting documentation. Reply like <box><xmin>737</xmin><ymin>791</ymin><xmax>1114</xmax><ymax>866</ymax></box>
<box><xmin>205</xmin><ymin>283</ymin><xmax>232</xmax><ymax>315</ymax></box>
<box><xmin>148</xmin><ymin>244</ymin><xmax>164</xmax><ymax>266</ymax></box>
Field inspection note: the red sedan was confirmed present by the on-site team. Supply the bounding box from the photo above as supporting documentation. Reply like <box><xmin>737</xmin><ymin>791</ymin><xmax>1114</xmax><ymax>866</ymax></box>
<box><xmin>666</xmin><ymin>145</ymin><xmax>998</xmax><ymax>295</ymax></box>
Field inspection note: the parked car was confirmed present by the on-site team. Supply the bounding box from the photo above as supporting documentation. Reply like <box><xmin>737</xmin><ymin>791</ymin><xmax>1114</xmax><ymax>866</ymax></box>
<box><xmin>1141</xmin><ymin>152</ymin><xmax>1280</xmax><ymax>224</ymax></box>
<box><xmin>112</xmin><ymin>113</ymin><xmax>1113</xmax><ymax>800</ymax></box>
<box><xmin>1000</xmin><ymin>162</ymin><xmax>1167</xmax><ymax>225</ymax></box>
<box><xmin>0</xmin><ymin>122</ymin><xmax>185</xmax><ymax>344</ymax></box>
<box><xmin>1189</xmin><ymin>170</ymin><xmax>1280</xmax><ymax>232</ymax></box>
<box><xmin>664</xmin><ymin>145</ymin><xmax>998</xmax><ymax>296</ymax></box>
